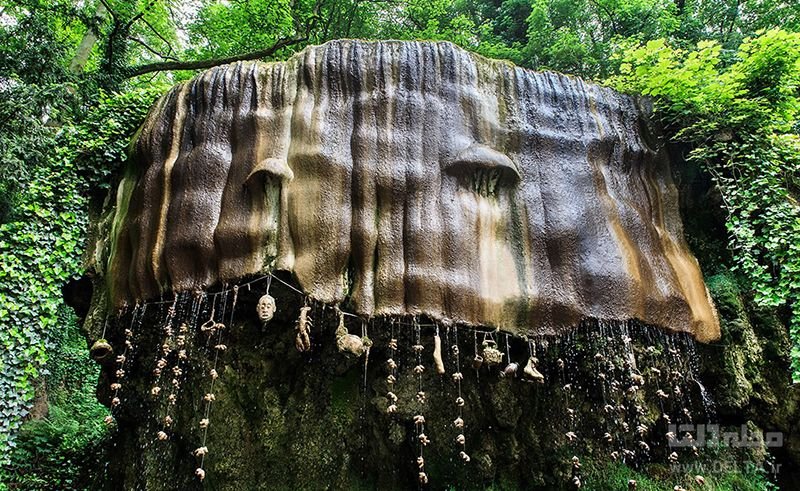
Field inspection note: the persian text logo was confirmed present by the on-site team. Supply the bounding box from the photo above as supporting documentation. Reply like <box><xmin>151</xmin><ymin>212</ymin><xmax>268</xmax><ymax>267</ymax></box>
<box><xmin>667</xmin><ymin>424</ymin><xmax>783</xmax><ymax>448</ymax></box>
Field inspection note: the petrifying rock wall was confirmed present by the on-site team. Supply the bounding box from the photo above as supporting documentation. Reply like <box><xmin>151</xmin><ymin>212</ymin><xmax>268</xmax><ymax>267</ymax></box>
<box><xmin>72</xmin><ymin>41</ymin><xmax>800</xmax><ymax>491</ymax></box>
<box><xmin>102</xmin><ymin>39</ymin><xmax>718</xmax><ymax>341</ymax></box>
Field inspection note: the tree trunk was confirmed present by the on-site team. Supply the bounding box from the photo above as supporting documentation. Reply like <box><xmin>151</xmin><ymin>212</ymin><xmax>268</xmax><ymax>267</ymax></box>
<box><xmin>69</xmin><ymin>1</ymin><xmax>108</xmax><ymax>74</ymax></box>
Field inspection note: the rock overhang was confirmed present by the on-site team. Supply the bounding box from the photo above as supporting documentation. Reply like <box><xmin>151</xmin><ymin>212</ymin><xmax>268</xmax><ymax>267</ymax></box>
<box><xmin>98</xmin><ymin>39</ymin><xmax>720</xmax><ymax>342</ymax></box>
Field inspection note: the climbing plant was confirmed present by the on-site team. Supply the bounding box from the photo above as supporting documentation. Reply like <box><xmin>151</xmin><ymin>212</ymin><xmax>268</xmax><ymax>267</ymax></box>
<box><xmin>609</xmin><ymin>29</ymin><xmax>800</xmax><ymax>380</ymax></box>
<box><xmin>0</xmin><ymin>87</ymin><xmax>165</xmax><ymax>462</ymax></box>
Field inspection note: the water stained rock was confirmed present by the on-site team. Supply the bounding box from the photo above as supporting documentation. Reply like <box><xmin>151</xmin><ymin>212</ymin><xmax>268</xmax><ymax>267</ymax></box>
<box><xmin>100</xmin><ymin>40</ymin><xmax>719</xmax><ymax>342</ymax></box>
<box><xmin>75</xmin><ymin>40</ymin><xmax>786</xmax><ymax>490</ymax></box>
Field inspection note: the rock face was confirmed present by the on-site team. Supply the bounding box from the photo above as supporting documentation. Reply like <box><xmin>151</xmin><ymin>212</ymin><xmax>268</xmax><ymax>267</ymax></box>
<box><xmin>79</xmin><ymin>41</ymin><xmax>800</xmax><ymax>491</ymax></box>
<box><xmin>103</xmin><ymin>40</ymin><xmax>719</xmax><ymax>342</ymax></box>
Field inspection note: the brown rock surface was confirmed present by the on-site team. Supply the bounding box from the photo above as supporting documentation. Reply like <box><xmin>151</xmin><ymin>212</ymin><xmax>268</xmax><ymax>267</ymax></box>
<box><xmin>104</xmin><ymin>40</ymin><xmax>718</xmax><ymax>342</ymax></box>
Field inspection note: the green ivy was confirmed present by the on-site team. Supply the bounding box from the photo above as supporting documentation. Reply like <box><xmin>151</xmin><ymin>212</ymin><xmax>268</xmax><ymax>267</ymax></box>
<box><xmin>609</xmin><ymin>29</ymin><xmax>800</xmax><ymax>380</ymax></box>
<box><xmin>0</xmin><ymin>307</ymin><xmax>109</xmax><ymax>490</ymax></box>
<box><xmin>0</xmin><ymin>86</ymin><xmax>165</xmax><ymax>463</ymax></box>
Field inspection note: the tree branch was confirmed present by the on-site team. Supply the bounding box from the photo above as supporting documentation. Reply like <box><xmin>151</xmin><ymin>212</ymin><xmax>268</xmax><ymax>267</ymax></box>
<box><xmin>141</xmin><ymin>16</ymin><xmax>176</xmax><ymax>56</ymax></box>
<box><xmin>128</xmin><ymin>35</ymin><xmax>179</xmax><ymax>62</ymax></box>
<box><xmin>125</xmin><ymin>36</ymin><xmax>307</xmax><ymax>78</ymax></box>
<box><xmin>125</xmin><ymin>0</ymin><xmax>157</xmax><ymax>30</ymax></box>
<box><xmin>97</xmin><ymin>0</ymin><xmax>117</xmax><ymax>22</ymax></box>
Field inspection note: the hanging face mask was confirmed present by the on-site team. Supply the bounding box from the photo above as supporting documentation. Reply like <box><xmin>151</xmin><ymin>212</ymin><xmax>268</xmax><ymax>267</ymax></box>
<box><xmin>256</xmin><ymin>294</ymin><xmax>276</xmax><ymax>324</ymax></box>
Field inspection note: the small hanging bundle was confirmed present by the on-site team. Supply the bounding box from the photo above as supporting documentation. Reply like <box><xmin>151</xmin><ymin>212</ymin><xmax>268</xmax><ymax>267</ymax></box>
<box><xmin>502</xmin><ymin>362</ymin><xmax>519</xmax><ymax>378</ymax></box>
<box><xmin>335</xmin><ymin>309</ymin><xmax>366</xmax><ymax>357</ymax></box>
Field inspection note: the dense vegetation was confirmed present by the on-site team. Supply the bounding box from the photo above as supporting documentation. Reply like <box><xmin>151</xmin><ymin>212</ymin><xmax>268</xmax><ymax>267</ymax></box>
<box><xmin>0</xmin><ymin>0</ymin><xmax>798</xmax><ymax>488</ymax></box>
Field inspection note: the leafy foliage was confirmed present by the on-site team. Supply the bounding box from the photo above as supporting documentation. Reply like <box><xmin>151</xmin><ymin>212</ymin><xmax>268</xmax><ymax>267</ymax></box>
<box><xmin>0</xmin><ymin>308</ymin><xmax>109</xmax><ymax>490</ymax></box>
<box><xmin>580</xmin><ymin>458</ymin><xmax>778</xmax><ymax>490</ymax></box>
<box><xmin>0</xmin><ymin>87</ymin><xmax>164</xmax><ymax>462</ymax></box>
<box><xmin>609</xmin><ymin>29</ymin><xmax>800</xmax><ymax>379</ymax></box>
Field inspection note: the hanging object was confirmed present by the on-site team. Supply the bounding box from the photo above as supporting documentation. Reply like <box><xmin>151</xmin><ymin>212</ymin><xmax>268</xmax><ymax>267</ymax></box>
<box><xmin>433</xmin><ymin>331</ymin><xmax>445</xmax><ymax>375</ymax></box>
<box><xmin>90</xmin><ymin>339</ymin><xmax>113</xmax><ymax>362</ymax></box>
<box><xmin>385</xmin><ymin>320</ymin><xmax>399</xmax><ymax>415</ymax></box>
<box><xmin>450</xmin><ymin>326</ymin><xmax>469</xmax><ymax>465</ymax></box>
<box><xmin>335</xmin><ymin>309</ymin><xmax>366</xmax><ymax>357</ymax></box>
<box><xmin>413</xmin><ymin>321</ymin><xmax>429</xmax><ymax>484</ymax></box>
<box><xmin>502</xmin><ymin>362</ymin><xmax>519</xmax><ymax>378</ymax></box>
<box><xmin>256</xmin><ymin>293</ymin><xmax>276</xmax><ymax>325</ymax></box>
<box><xmin>295</xmin><ymin>305</ymin><xmax>312</xmax><ymax>352</ymax></box>
<box><xmin>523</xmin><ymin>357</ymin><xmax>545</xmax><ymax>383</ymax></box>
<box><xmin>481</xmin><ymin>339</ymin><xmax>504</xmax><ymax>366</ymax></box>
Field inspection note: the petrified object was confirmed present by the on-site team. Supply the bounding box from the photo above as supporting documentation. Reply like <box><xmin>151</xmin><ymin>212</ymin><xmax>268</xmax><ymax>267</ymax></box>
<box><xmin>295</xmin><ymin>306</ymin><xmax>312</xmax><ymax>352</ymax></box>
<box><xmin>523</xmin><ymin>356</ymin><xmax>545</xmax><ymax>383</ymax></box>
<box><xmin>480</xmin><ymin>340</ymin><xmax>504</xmax><ymax>366</ymax></box>
<box><xmin>90</xmin><ymin>339</ymin><xmax>113</xmax><ymax>362</ymax></box>
<box><xmin>102</xmin><ymin>40</ymin><xmax>719</xmax><ymax>342</ymax></box>
<box><xmin>501</xmin><ymin>362</ymin><xmax>519</xmax><ymax>378</ymax></box>
<box><xmin>433</xmin><ymin>333</ymin><xmax>445</xmax><ymax>374</ymax></box>
<box><xmin>336</xmin><ymin>311</ymin><xmax>366</xmax><ymax>357</ymax></box>
<box><xmin>257</xmin><ymin>293</ymin><xmax>276</xmax><ymax>324</ymax></box>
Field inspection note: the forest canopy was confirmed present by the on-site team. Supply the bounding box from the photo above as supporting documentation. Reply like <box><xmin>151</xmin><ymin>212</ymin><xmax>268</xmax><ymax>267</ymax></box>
<box><xmin>0</xmin><ymin>0</ymin><xmax>798</xmax><ymax>488</ymax></box>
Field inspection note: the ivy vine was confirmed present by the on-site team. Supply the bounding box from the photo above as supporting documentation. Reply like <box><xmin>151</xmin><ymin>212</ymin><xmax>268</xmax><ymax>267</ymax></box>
<box><xmin>610</xmin><ymin>29</ymin><xmax>800</xmax><ymax>379</ymax></box>
<box><xmin>0</xmin><ymin>87</ymin><xmax>164</xmax><ymax>461</ymax></box>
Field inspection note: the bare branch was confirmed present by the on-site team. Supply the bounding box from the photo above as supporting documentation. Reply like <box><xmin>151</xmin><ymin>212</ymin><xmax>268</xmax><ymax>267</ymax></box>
<box><xmin>125</xmin><ymin>36</ymin><xmax>307</xmax><ymax>78</ymax></box>
<box><xmin>141</xmin><ymin>16</ymin><xmax>176</xmax><ymax>56</ymax></box>
<box><xmin>128</xmin><ymin>35</ymin><xmax>179</xmax><ymax>61</ymax></box>
<box><xmin>125</xmin><ymin>0</ymin><xmax>158</xmax><ymax>29</ymax></box>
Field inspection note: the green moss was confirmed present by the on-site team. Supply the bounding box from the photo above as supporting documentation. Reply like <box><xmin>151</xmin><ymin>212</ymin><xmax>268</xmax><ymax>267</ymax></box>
<box><xmin>580</xmin><ymin>458</ymin><xmax>777</xmax><ymax>491</ymax></box>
